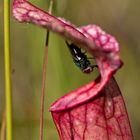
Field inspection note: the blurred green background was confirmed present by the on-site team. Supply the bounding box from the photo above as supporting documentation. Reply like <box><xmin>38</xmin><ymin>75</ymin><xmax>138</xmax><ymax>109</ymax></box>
<box><xmin>0</xmin><ymin>0</ymin><xmax>140</xmax><ymax>139</ymax></box>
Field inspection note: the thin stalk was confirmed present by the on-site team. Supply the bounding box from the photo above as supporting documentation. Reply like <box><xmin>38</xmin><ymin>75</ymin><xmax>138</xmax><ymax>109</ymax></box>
<box><xmin>0</xmin><ymin>111</ymin><xmax>6</xmax><ymax>140</ymax></box>
<box><xmin>4</xmin><ymin>0</ymin><xmax>13</xmax><ymax>140</ymax></box>
<box><xmin>39</xmin><ymin>1</ymin><xmax>53</xmax><ymax>140</ymax></box>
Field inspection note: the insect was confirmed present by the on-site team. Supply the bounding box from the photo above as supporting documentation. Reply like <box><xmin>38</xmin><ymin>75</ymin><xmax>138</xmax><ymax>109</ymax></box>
<box><xmin>66</xmin><ymin>41</ymin><xmax>97</xmax><ymax>74</ymax></box>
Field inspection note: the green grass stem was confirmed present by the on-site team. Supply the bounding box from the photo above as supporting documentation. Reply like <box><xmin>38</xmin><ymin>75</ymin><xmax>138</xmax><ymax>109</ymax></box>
<box><xmin>4</xmin><ymin>0</ymin><xmax>13</xmax><ymax>140</ymax></box>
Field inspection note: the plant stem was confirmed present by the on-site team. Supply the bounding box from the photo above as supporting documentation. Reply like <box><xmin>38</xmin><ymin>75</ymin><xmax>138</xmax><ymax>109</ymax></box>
<box><xmin>39</xmin><ymin>1</ymin><xmax>53</xmax><ymax>140</ymax></box>
<box><xmin>4</xmin><ymin>0</ymin><xmax>13</xmax><ymax>140</ymax></box>
<box><xmin>0</xmin><ymin>111</ymin><xmax>6</xmax><ymax>140</ymax></box>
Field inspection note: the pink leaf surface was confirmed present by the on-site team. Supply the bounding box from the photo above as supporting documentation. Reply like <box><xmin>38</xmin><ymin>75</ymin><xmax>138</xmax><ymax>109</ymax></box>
<box><xmin>12</xmin><ymin>0</ymin><xmax>133</xmax><ymax>139</ymax></box>
<box><xmin>51</xmin><ymin>78</ymin><xmax>133</xmax><ymax>140</ymax></box>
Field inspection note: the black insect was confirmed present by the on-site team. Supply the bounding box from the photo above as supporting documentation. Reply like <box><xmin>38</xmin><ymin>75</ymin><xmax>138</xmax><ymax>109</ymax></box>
<box><xmin>66</xmin><ymin>41</ymin><xmax>97</xmax><ymax>74</ymax></box>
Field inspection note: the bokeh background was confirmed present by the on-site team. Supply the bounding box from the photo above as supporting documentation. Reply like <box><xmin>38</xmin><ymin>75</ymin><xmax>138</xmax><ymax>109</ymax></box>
<box><xmin>0</xmin><ymin>0</ymin><xmax>140</xmax><ymax>139</ymax></box>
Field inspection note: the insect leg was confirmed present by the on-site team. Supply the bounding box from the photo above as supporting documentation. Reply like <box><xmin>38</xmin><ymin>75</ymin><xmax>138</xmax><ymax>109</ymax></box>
<box><xmin>65</xmin><ymin>40</ymin><xmax>70</xmax><ymax>47</ymax></box>
<box><xmin>91</xmin><ymin>65</ymin><xmax>98</xmax><ymax>68</ymax></box>
<box><xmin>87</xmin><ymin>57</ymin><xmax>94</xmax><ymax>59</ymax></box>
